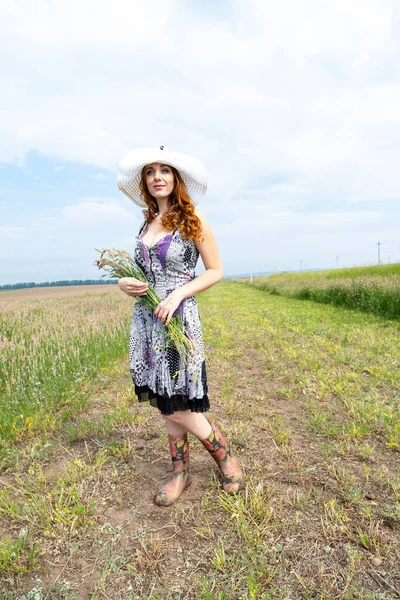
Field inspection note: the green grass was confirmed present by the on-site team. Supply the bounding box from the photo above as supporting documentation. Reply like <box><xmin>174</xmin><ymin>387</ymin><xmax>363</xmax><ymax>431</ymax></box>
<box><xmin>0</xmin><ymin>290</ymin><xmax>132</xmax><ymax>452</ymax></box>
<box><xmin>241</xmin><ymin>263</ymin><xmax>400</xmax><ymax>319</ymax></box>
<box><xmin>0</xmin><ymin>534</ymin><xmax>41</xmax><ymax>577</ymax></box>
<box><xmin>321</xmin><ymin>264</ymin><xmax>400</xmax><ymax>279</ymax></box>
<box><xmin>206</xmin><ymin>281</ymin><xmax>400</xmax><ymax>453</ymax></box>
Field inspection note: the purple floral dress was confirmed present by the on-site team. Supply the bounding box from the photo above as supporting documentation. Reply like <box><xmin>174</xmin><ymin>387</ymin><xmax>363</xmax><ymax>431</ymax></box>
<box><xmin>129</xmin><ymin>221</ymin><xmax>209</xmax><ymax>415</ymax></box>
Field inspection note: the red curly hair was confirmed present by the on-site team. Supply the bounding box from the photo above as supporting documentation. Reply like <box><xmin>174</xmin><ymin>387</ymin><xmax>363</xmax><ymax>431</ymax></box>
<box><xmin>139</xmin><ymin>165</ymin><xmax>204</xmax><ymax>242</ymax></box>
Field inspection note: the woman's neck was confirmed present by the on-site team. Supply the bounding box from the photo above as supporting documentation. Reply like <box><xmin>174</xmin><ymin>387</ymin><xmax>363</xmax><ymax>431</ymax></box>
<box><xmin>155</xmin><ymin>197</ymin><xmax>170</xmax><ymax>216</ymax></box>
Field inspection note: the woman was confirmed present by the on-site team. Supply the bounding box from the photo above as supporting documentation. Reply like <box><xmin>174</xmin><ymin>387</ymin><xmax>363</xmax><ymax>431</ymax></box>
<box><xmin>117</xmin><ymin>146</ymin><xmax>243</xmax><ymax>506</ymax></box>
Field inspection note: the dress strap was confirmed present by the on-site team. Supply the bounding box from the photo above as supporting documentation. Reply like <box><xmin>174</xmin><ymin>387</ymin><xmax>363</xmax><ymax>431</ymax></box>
<box><xmin>173</xmin><ymin>221</ymin><xmax>183</xmax><ymax>234</ymax></box>
<box><xmin>138</xmin><ymin>220</ymin><xmax>148</xmax><ymax>237</ymax></box>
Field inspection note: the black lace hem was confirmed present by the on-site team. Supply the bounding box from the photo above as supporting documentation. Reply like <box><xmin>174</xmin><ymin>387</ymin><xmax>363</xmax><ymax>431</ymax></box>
<box><xmin>132</xmin><ymin>382</ymin><xmax>210</xmax><ymax>416</ymax></box>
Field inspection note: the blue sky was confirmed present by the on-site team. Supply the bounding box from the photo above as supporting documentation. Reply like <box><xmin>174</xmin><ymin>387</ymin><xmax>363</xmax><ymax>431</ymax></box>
<box><xmin>1</xmin><ymin>0</ymin><xmax>400</xmax><ymax>285</ymax></box>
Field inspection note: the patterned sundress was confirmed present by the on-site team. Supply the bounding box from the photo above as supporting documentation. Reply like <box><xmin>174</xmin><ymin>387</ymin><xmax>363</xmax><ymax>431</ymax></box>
<box><xmin>129</xmin><ymin>221</ymin><xmax>210</xmax><ymax>415</ymax></box>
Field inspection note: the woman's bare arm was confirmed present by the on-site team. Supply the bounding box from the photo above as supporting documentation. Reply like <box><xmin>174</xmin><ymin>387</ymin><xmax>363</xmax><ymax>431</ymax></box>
<box><xmin>154</xmin><ymin>209</ymin><xmax>223</xmax><ymax>324</ymax></box>
<box><xmin>178</xmin><ymin>208</ymin><xmax>223</xmax><ymax>299</ymax></box>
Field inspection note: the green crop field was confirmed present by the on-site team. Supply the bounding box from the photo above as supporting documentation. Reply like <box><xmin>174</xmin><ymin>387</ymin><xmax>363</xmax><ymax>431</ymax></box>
<box><xmin>239</xmin><ymin>263</ymin><xmax>400</xmax><ymax>320</ymax></box>
<box><xmin>0</xmin><ymin>282</ymin><xmax>399</xmax><ymax>599</ymax></box>
<box><xmin>0</xmin><ymin>285</ymin><xmax>131</xmax><ymax>454</ymax></box>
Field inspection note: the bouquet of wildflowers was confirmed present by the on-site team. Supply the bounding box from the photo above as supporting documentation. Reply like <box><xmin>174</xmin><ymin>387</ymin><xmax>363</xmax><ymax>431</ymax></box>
<box><xmin>93</xmin><ymin>248</ymin><xmax>196</xmax><ymax>363</ymax></box>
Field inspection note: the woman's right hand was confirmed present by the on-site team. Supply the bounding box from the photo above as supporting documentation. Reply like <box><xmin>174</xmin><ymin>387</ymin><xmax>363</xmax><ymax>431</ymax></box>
<box><xmin>118</xmin><ymin>277</ymin><xmax>148</xmax><ymax>297</ymax></box>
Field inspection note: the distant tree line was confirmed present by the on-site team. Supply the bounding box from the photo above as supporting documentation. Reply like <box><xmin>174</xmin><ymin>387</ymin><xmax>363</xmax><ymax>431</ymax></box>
<box><xmin>0</xmin><ymin>279</ymin><xmax>118</xmax><ymax>291</ymax></box>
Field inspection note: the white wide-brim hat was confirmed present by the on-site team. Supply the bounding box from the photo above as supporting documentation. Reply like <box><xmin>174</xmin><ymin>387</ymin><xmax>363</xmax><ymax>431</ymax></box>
<box><xmin>117</xmin><ymin>145</ymin><xmax>207</xmax><ymax>208</ymax></box>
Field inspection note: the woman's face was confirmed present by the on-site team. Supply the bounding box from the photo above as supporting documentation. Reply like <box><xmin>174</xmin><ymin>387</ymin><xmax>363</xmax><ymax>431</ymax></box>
<box><xmin>144</xmin><ymin>162</ymin><xmax>175</xmax><ymax>202</ymax></box>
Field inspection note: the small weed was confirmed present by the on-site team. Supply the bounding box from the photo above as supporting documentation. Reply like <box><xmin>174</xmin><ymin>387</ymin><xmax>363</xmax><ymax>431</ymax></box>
<box><xmin>0</xmin><ymin>530</ymin><xmax>41</xmax><ymax>576</ymax></box>
<box><xmin>218</xmin><ymin>478</ymin><xmax>276</xmax><ymax>547</ymax></box>
<box><xmin>106</xmin><ymin>439</ymin><xmax>136</xmax><ymax>461</ymax></box>
<box><xmin>194</xmin><ymin>514</ymin><xmax>217</xmax><ymax>541</ymax></box>
<box><xmin>0</xmin><ymin>467</ymin><xmax>96</xmax><ymax>537</ymax></box>
<box><xmin>344</xmin><ymin>420</ymin><xmax>372</xmax><ymax>441</ymax></box>
<box><xmin>267</xmin><ymin>415</ymin><xmax>291</xmax><ymax>446</ymax></box>
<box><xmin>210</xmin><ymin>539</ymin><xmax>229</xmax><ymax>573</ymax></box>
<box><xmin>128</xmin><ymin>538</ymin><xmax>164</xmax><ymax>574</ymax></box>
<box><xmin>225</xmin><ymin>421</ymin><xmax>250</xmax><ymax>448</ymax></box>
<box><xmin>65</xmin><ymin>419</ymin><xmax>99</xmax><ymax>443</ymax></box>
<box><xmin>319</xmin><ymin>441</ymin><xmax>335</xmax><ymax>458</ymax></box>
<box><xmin>286</xmin><ymin>488</ymin><xmax>314</xmax><ymax>510</ymax></box>
<box><xmin>225</xmin><ymin>399</ymin><xmax>249</xmax><ymax>419</ymax></box>
<box><xmin>354</xmin><ymin>521</ymin><xmax>389</xmax><ymax>555</ymax></box>
<box><xmin>321</xmin><ymin>498</ymin><xmax>351</xmax><ymax>539</ymax></box>
<box><xmin>356</xmin><ymin>441</ymin><xmax>375</xmax><ymax>461</ymax></box>
<box><xmin>328</xmin><ymin>464</ymin><xmax>353</xmax><ymax>488</ymax></box>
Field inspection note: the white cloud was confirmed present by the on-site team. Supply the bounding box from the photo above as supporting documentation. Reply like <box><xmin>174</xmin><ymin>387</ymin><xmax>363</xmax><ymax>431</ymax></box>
<box><xmin>1</xmin><ymin>0</ymin><xmax>178</xmax><ymax>47</ymax></box>
<box><xmin>61</xmin><ymin>199</ymin><xmax>137</xmax><ymax>228</ymax></box>
<box><xmin>1</xmin><ymin>0</ymin><xmax>399</xmax><ymax>197</ymax></box>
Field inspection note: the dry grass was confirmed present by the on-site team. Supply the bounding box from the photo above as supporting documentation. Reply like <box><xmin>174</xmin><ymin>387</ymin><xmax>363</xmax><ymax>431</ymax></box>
<box><xmin>0</xmin><ymin>284</ymin><xmax>118</xmax><ymax>301</ymax></box>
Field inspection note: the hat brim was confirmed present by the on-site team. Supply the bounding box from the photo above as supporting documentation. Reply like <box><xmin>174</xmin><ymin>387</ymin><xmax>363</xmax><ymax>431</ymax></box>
<box><xmin>117</xmin><ymin>147</ymin><xmax>207</xmax><ymax>208</ymax></box>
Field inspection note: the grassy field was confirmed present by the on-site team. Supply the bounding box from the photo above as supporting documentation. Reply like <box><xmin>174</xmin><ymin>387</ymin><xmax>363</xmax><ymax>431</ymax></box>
<box><xmin>0</xmin><ymin>285</ymin><xmax>130</xmax><ymax>460</ymax></box>
<box><xmin>0</xmin><ymin>283</ymin><xmax>399</xmax><ymax>599</ymax></box>
<box><xmin>240</xmin><ymin>264</ymin><xmax>400</xmax><ymax>320</ymax></box>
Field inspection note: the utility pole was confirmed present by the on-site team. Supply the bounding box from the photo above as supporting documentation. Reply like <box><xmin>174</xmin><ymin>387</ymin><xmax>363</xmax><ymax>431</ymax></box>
<box><xmin>377</xmin><ymin>240</ymin><xmax>382</xmax><ymax>265</ymax></box>
<box><xmin>335</xmin><ymin>255</ymin><xmax>339</xmax><ymax>269</ymax></box>
<box><xmin>300</xmin><ymin>260</ymin><xmax>303</xmax><ymax>271</ymax></box>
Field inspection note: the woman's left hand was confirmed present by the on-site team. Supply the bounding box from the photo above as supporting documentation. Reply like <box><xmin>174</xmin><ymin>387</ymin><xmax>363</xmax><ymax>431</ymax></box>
<box><xmin>154</xmin><ymin>289</ymin><xmax>185</xmax><ymax>325</ymax></box>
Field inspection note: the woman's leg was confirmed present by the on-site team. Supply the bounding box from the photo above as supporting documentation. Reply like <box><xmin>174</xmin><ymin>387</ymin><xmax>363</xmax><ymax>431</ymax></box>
<box><xmin>154</xmin><ymin>411</ymin><xmax>243</xmax><ymax>506</ymax></box>
<box><xmin>167</xmin><ymin>411</ymin><xmax>243</xmax><ymax>493</ymax></box>
<box><xmin>154</xmin><ymin>414</ymin><xmax>191</xmax><ymax>507</ymax></box>
<box><xmin>154</xmin><ymin>412</ymin><xmax>211</xmax><ymax>507</ymax></box>
<box><xmin>163</xmin><ymin>415</ymin><xmax>187</xmax><ymax>437</ymax></box>
<box><xmin>164</xmin><ymin>411</ymin><xmax>212</xmax><ymax>439</ymax></box>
